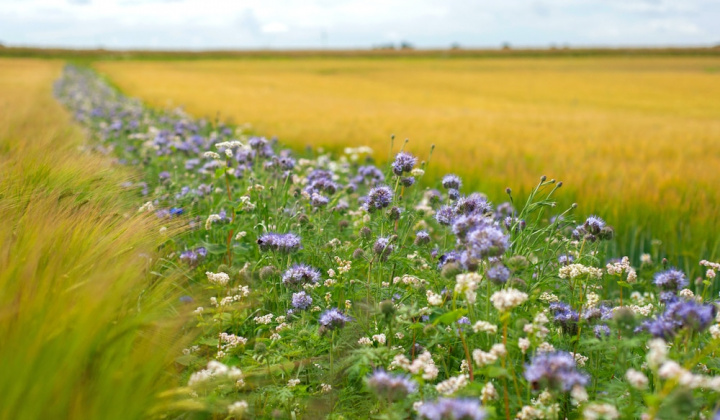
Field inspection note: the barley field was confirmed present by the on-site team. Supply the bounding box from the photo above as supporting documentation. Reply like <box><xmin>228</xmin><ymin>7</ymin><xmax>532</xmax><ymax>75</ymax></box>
<box><xmin>95</xmin><ymin>56</ymin><xmax>720</xmax><ymax>266</ymax></box>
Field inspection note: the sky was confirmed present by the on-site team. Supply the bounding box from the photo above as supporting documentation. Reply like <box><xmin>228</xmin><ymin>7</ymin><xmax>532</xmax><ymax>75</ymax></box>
<box><xmin>2</xmin><ymin>0</ymin><xmax>719</xmax><ymax>50</ymax></box>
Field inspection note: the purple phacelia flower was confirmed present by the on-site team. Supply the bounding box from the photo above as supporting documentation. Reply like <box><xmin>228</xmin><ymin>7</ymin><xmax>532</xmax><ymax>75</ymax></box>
<box><xmin>291</xmin><ymin>291</ymin><xmax>313</xmax><ymax>310</ymax></box>
<box><xmin>391</xmin><ymin>151</ymin><xmax>416</xmax><ymax>175</ymax></box>
<box><xmin>373</xmin><ymin>236</ymin><xmax>394</xmax><ymax>260</ymax></box>
<box><xmin>417</xmin><ymin>398</ymin><xmax>486</xmax><ymax>420</ymax></box>
<box><xmin>257</xmin><ymin>232</ymin><xmax>302</xmax><ymax>253</ymax></box>
<box><xmin>364</xmin><ymin>185</ymin><xmax>393</xmax><ymax>212</ymax></box>
<box><xmin>435</xmin><ymin>206</ymin><xmax>455</xmax><ymax>225</ymax></box>
<box><xmin>486</xmin><ymin>263</ymin><xmax>511</xmax><ymax>284</ymax></box>
<box><xmin>524</xmin><ymin>351</ymin><xmax>589</xmax><ymax>391</ymax></box>
<box><xmin>441</xmin><ymin>174</ymin><xmax>462</xmax><ymax>190</ymax></box>
<box><xmin>319</xmin><ymin>308</ymin><xmax>352</xmax><ymax>330</ymax></box>
<box><xmin>282</xmin><ymin>264</ymin><xmax>321</xmax><ymax>287</ymax></box>
<box><xmin>653</xmin><ymin>268</ymin><xmax>688</xmax><ymax>291</ymax></box>
<box><xmin>366</xmin><ymin>369</ymin><xmax>418</xmax><ymax>402</ymax></box>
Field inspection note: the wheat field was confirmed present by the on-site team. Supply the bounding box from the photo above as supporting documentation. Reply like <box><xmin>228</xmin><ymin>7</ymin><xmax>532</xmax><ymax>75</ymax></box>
<box><xmin>96</xmin><ymin>56</ymin><xmax>720</xmax><ymax>265</ymax></box>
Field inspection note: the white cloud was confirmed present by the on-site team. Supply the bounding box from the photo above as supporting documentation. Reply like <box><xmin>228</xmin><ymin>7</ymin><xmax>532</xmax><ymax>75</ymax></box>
<box><xmin>0</xmin><ymin>0</ymin><xmax>717</xmax><ymax>48</ymax></box>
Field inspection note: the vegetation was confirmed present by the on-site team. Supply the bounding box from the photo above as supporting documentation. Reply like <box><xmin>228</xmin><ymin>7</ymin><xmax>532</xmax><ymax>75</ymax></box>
<box><xmin>0</xmin><ymin>58</ymin><xmax>187</xmax><ymax>419</ymax></box>
<box><xmin>94</xmin><ymin>56</ymin><xmax>720</xmax><ymax>271</ymax></box>
<box><xmin>45</xmin><ymin>63</ymin><xmax>720</xmax><ymax>419</ymax></box>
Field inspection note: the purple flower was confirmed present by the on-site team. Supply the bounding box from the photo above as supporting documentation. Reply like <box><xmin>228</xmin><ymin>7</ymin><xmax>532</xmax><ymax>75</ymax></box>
<box><xmin>310</xmin><ymin>193</ymin><xmax>329</xmax><ymax>207</ymax></box>
<box><xmin>435</xmin><ymin>206</ymin><xmax>455</xmax><ymax>225</ymax></box>
<box><xmin>653</xmin><ymin>268</ymin><xmax>688</xmax><ymax>291</ymax></box>
<box><xmin>594</xmin><ymin>325</ymin><xmax>611</xmax><ymax>339</ymax></box>
<box><xmin>465</xmin><ymin>223</ymin><xmax>509</xmax><ymax>259</ymax></box>
<box><xmin>524</xmin><ymin>351</ymin><xmax>589</xmax><ymax>391</ymax></box>
<box><xmin>671</xmin><ymin>300</ymin><xmax>716</xmax><ymax>332</ymax></box>
<box><xmin>257</xmin><ymin>232</ymin><xmax>302</xmax><ymax>253</ymax></box>
<box><xmin>583</xmin><ymin>215</ymin><xmax>606</xmax><ymax>235</ymax></box>
<box><xmin>549</xmin><ymin>302</ymin><xmax>580</xmax><ymax>332</ymax></box>
<box><xmin>417</xmin><ymin>398</ymin><xmax>486</xmax><ymax>420</ymax></box>
<box><xmin>400</xmin><ymin>176</ymin><xmax>415</xmax><ymax>187</ymax></box>
<box><xmin>391</xmin><ymin>151</ymin><xmax>416</xmax><ymax>175</ymax></box>
<box><xmin>442</xmin><ymin>174</ymin><xmax>462</xmax><ymax>190</ymax></box>
<box><xmin>486</xmin><ymin>263</ymin><xmax>510</xmax><ymax>284</ymax></box>
<box><xmin>558</xmin><ymin>254</ymin><xmax>574</xmax><ymax>265</ymax></box>
<box><xmin>282</xmin><ymin>264</ymin><xmax>321</xmax><ymax>287</ymax></box>
<box><xmin>364</xmin><ymin>186</ymin><xmax>393</xmax><ymax>212</ymax></box>
<box><xmin>366</xmin><ymin>369</ymin><xmax>418</xmax><ymax>402</ymax></box>
<box><xmin>319</xmin><ymin>308</ymin><xmax>352</xmax><ymax>330</ymax></box>
<box><xmin>291</xmin><ymin>291</ymin><xmax>313</xmax><ymax>310</ymax></box>
<box><xmin>373</xmin><ymin>236</ymin><xmax>394</xmax><ymax>260</ymax></box>
<box><xmin>415</xmin><ymin>230</ymin><xmax>431</xmax><ymax>245</ymax></box>
<box><xmin>454</xmin><ymin>193</ymin><xmax>492</xmax><ymax>216</ymax></box>
<box><xmin>448</xmin><ymin>188</ymin><xmax>460</xmax><ymax>201</ymax></box>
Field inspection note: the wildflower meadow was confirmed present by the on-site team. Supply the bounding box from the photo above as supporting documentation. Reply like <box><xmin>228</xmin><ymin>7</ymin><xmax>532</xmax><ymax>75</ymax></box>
<box><xmin>38</xmin><ymin>64</ymin><xmax>720</xmax><ymax>419</ymax></box>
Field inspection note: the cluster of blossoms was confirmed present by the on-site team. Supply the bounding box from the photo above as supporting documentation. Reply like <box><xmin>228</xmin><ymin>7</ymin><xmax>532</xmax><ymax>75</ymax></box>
<box><xmin>55</xmin><ymin>65</ymin><xmax>720</xmax><ymax>420</ymax></box>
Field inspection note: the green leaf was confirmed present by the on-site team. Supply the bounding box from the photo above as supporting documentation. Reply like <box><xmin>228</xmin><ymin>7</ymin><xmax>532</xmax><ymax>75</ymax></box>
<box><xmin>432</xmin><ymin>308</ymin><xmax>467</xmax><ymax>326</ymax></box>
<box><xmin>487</xmin><ymin>366</ymin><xmax>509</xmax><ymax>378</ymax></box>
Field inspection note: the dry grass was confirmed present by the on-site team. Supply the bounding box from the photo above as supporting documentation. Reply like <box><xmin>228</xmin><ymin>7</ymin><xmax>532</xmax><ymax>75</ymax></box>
<box><xmin>95</xmin><ymin>56</ymin><xmax>720</xmax><ymax>263</ymax></box>
<box><xmin>0</xmin><ymin>58</ymin><xmax>187</xmax><ymax>419</ymax></box>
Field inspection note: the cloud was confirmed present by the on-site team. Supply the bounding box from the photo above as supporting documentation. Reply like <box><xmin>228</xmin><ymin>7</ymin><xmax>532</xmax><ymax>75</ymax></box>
<box><xmin>261</xmin><ymin>22</ymin><xmax>289</xmax><ymax>34</ymax></box>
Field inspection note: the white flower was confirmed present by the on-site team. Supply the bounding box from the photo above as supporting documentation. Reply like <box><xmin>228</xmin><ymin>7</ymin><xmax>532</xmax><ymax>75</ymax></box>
<box><xmin>641</xmin><ymin>253</ymin><xmax>652</xmax><ymax>264</ymax></box>
<box><xmin>203</xmin><ymin>151</ymin><xmax>221</xmax><ymax>159</ymax></box>
<box><xmin>472</xmin><ymin>321</ymin><xmax>498</xmax><ymax>334</ymax></box>
<box><xmin>709</xmin><ymin>324</ymin><xmax>720</xmax><ymax>339</ymax></box>
<box><xmin>287</xmin><ymin>379</ymin><xmax>301</xmax><ymax>388</ymax></box>
<box><xmin>320</xmin><ymin>383</ymin><xmax>332</xmax><ymax>393</ymax></box>
<box><xmin>516</xmin><ymin>406</ymin><xmax>543</xmax><ymax>420</ymax></box>
<box><xmin>253</xmin><ymin>314</ymin><xmax>274</xmax><ymax>325</ymax></box>
<box><xmin>518</xmin><ymin>337</ymin><xmax>531</xmax><ymax>354</ymax></box>
<box><xmin>570</xmin><ymin>385</ymin><xmax>588</xmax><ymax>404</ymax></box>
<box><xmin>481</xmin><ymin>382</ymin><xmax>497</xmax><ymax>402</ymax></box>
<box><xmin>138</xmin><ymin>201</ymin><xmax>155</xmax><ymax>213</ymax></box>
<box><xmin>490</xmin><ymin>288</ymin><xmax>528</xmax><ymax>312</ymax></box>
<box><xmin>407</xmin><ymin>351</ymin><xmax>438</xmax><ymax>380</ymax></box>
<box><xmin>583</xmin><ymin>403</ymin><xmax>619</xmax><ymax>419</ymax></box>
<box><xmin>436</xmin><ymin>374</ymin><xmax>468</xmax><ymax>395</ymax></box>
<box><xmin>538</xmin><ymin>292</ymin><xmax>559</xmax><ymax>303</ymax></box>
<box><xmin>427</xmin><ymin>290</ymin><xmax>444</xmax><ymax>306</ymax></box>
<box><xmin>472</xmin><ymin>349</ymin><xmax>498</xmax><ymax>366</ymax></box>
<box><xmin>647</xmin><ymin>338</ymin><xmax>667</xmax><ymax>370</ymax></box>
<box><xmin>679</xmin><ymin>288</ymin><xmax>695</xmax><ymax>299</ymax></box>
<box><xmin>205</xmin><ymin>214</ymin><xmax>222</xmax><ymax>230</ymax></box>
<box><xmin>455</xmin><ymin>273</ymin><xmax>482</xmax><ymax>303</ymax></box>
<box><xmin>206</xmin><ymin>271</ymin><xmax>230</xmax><ymax>286</ymax></box>
<box><xmin>559</xmin><ymin>264</ymin><xmax>603</xmax><ymax>280</ymax></box>
<box><xmin>571</xmin><ymin>352</ymin><xmax>588</xmax><ymax>367</ymax></box>
<box><xmin>537</xmin><ymin>342</ymin><xmax>555</xmax><ymax>353</ymax></box>
<box><xmin>194</xmin><ymin>306</ymin><xmax>204</xmax><ymax>314</ymax></box>
<box><xmin>228</xmin><ymin>400</ymin><xmax>248</xmax><ymax>416</ymax></box>
<box><xmin>625</xmin><ymin>369</ymin><xmax>649</xmax><ymax>389</ymax></box>
<box><xmin>358</xmin><ymin>337</ymin><xmax>372</xmax><ymax>346</ymax></box>
<box><xmin>372</xmin><ymin>333</ymin><xmax>387</xmax><ymax>345</ymax></box>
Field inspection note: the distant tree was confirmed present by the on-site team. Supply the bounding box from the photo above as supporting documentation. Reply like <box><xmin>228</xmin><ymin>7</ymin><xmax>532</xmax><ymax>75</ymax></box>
<box><xmin>450</xmin><ymin>42</ymin><xmax>461</xmax><ymax>50</ymax></box>
<box><xmin>400</xmin><ymin>41</ymin><xmax>414</xmax><ymax>50</ymax></box>
<box><xmin>501</xmin><ymin>42</ymin><xmax>512</xmax><ymax>50</ymax></box>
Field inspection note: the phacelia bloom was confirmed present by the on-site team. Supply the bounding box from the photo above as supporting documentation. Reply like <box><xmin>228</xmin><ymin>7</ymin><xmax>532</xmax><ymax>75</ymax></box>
<box><xmin>448</xmin><ymin>188</ymin><xmax>460</xmax><ymax>201</ymax></box>
<box><xmin>594</xmin><ymin>325</ymin><xmax>611</xmax><ymax>339</ymax></box>
<box><xmin>558</xmin><ymin>254</ymin><xmax>574</xmax><ymax>265</ymax></box>
<box><xmin>486</xmin><ymin>263</ymin><xmax>510</xmax><ymax>284</ymax></box>
<box><xmin>653</xmin><ymin>268</ymin><xmax>688</xmax><ymax>291</ymax></box>
<box><xmin>310</xmin><ymin>192</ymin><xmax>329</xmax><ymax>207</ymax></box>
<box><xmin>465</xmin><ymin>223</ymin><xmax>509</xmax><ymax>259</ymax></box>
<box><xmin>670</xmin><ymin>300</ymin><xmax>717</xmax><ymax>332</ymax></box>
<box><xmin>583</xmin><ymin>215</ymin><xmax>606</xmax><ymax>234</ymax></box>
<box><xmin>257</xmin><ymin>232</ymin><xmax>302</xmax><ymax>253</ymax></box>
<box><xmin>365</xmin><ymin>186</ymin><xmax>394</xmax><ymax>212</ymax></box>
<box><xmin>442</xmin><ymin>174</ymin><xmax>462</xmax><ymax>190</ymax></box>
<box><xmin>282</xmin><ymin>264</ymin><xmax>321</xmax><ymax>287</ymax></box>
<box><xmin>417</xmin><ymin>398</ymin><xmax>486</xmax><ymax>420</ymax></box>
<box><xmin>373</xmin><ymin>236</ymin><xmax>395</xmax><ymax>260</ymax></box>
<box><xmin>415</xmin><ymin>230</ymin><xmax>431</xmax><ymax>245</ymax></box>
<box><xmin>366</xmin><ymin>369</ymin><xmax>418</xmax><ymax>402</ymax></box>
<box><xmin>319</xmin><ymin>308</ymin><xmax>352</xmax><ymax>330</ymax></box>
<box><xmin>400</xmin><ymin>176</ymin><xmax>415</xmax><ymax>187</ymax></box>
<box><xmin>291</xmin><ymin>291</ymin><xmax>313</xmax><ymax>310</ymax></box>
<box><xmin>391</xmin><ymin>151</ymin><xmax>416</xmax><ymax>175</ymax></box>
<box><xmin>455</xmin><ymin>193</ymin><xmax>492</xmax><ymax>216</ymax></box>
<box><xmin>435</xmin><ymin>206</ymin><xmax>455</xmax><ymax>225</ymax></box>
<box><xmin>524</xmin><ymin>351</ymin><xmax>589</xmax><ymax>391</ymax></box>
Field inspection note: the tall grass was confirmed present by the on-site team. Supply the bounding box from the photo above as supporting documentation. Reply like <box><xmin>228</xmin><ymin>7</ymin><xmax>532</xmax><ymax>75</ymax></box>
<box><xmin>0</xmin><ymin>58</ymin><xmax>187</xmax><ymax>419</ymax></box>
<box><xmin>94</xmin><ymin>56</ymin><xmax>720</xmax><ymax>270</ymax></box>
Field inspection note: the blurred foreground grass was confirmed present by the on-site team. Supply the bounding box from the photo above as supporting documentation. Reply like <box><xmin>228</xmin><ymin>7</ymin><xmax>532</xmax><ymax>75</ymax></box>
<box><xmin>0</xmin><ymin>58</ymin><xmax>187</xmax><ymax>419</ymax></box>
<box><xmin>96</xmin><ymin>56</ymin><xmax>720</xmax><ymax>269</ymax></box>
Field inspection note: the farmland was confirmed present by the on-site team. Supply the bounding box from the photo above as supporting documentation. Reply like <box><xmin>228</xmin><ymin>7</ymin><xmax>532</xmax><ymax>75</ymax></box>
<box><xmin>95</xmin><ymin>55</ymin><xmax>720</xmax><ymax>266</ymax></box>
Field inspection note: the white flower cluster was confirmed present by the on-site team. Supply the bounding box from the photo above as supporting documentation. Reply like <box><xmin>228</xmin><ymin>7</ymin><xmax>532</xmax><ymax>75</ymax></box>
<box><xmin>472</xmin><ymin>320</ymin><xmax>498</xmax><ymax>334</ymax></box>
<box><xmin>583</xmin><ymin>403</ymin><xmax>619</xmax><ymax>420</ymax></box>
<box><xmin>390</xmin><ymin>351</ymin><xmax>438</xmax><ymax>380</ymax></box>
<box><xmin>206</xmin><ymin>271</ymin><xmax>230</xmax><ymax>286</ymax></box>
<box><xmin>227</xmin><ymin>400</ymin><xmax>248</xmax><ymax>416</ymax></box>
<box><xmin>372</xmin><ymin>333</ymin><xmax>387</xmax><ymax>345</ymax></box>
<box><xmin>538</xmin><ymin>292</ymin><xmax>559</xmax><ymax>303</ymax></box>
<box><xmin>524</xmin><ymin>313</ymin><xmax>550</xmax><ymax>340</ymax></box>
<box><xmin>481</xmin><ymin>382</ymin><xmax>497</xmax><ymax>402</ymax></box>
<box><xmin>253</xmin><ymin>314</ymin><xmax>274</xmax><ymax>325</ymax></box>
<box><xmin>518</xmin><ymin>337</ymin><xmax>531</xmax><ymax>354</ymax></box>
<box><xmin>205</xmin><ymin>214</ymin><xmax>222</xmax><ymax>230</ymax></box>
<box><xmin>219</xmin><ymin>333</ymin><xmax>248</xmax><ymax>354</ymax></box>
<box><xmin>709</xmin><ymin>324</ymin><xmax>720</xmax><ymax>339</ymax></box>
<box><xmin>472</xmin><ymin>344</ymin><xmax>506</xmax><ymax>367</ymax></box>
<box><xmin>203</xmin><ymin>151</ymin><xmax>221</xmax><ymax>159</ymax></box>
<box><xmin>646</xmin><ymin>338</ymin><xmax>668</xmax><ymax>369</ymax></box>
<box><xmin>334</xmin><ymin>256</ymin><xmax>352</xmax><ymax>275</ymax></box>
<box><xmin>622</xmin><ymin>304</ymin><xmax>654</xmax><ymax>317</ymax></box>
<box><xmin>211</xmin><ymin>285</ymin><xmax>251</xmax><ymax>307</ymax></box>
<box><xmin>237</xmin><ymin>196</ymin><xmax>255</xmax><ymax>211</ymax></box>
<box><xmin>606</xmin><ymin>256</ymin><xmax>638</xmax><ymax>283</ymax></box>
<box><xmin>490</xmin><ymin>288</ymin><xmax>528</xmax><ymax>312</ymax></box>
<box><xmin>625</xmin><ymin>368</ymin><xmax>649</xmax><ymax>389</ymax></box>
<box><xmin>188</xmin><ymin>360</ymin><xmax>243</xmax><ymax>386</ymax></box>
<box><xmin>426</xmin><ymin>290</ymin><xmax>444</xmax><ymax>306</ymax></box>
<box><xmin>436</xmin><ymin>374</ymin><xmax>469</xmax><ymax>395</ymax></box>
<box><xmin>138</xmin><ymin>201</ymin><xmax>155</xmax><ymax>213</ymax></box>
<box><xmin>570</xmin><ymin>352</ymin><xmax>588</xmax><ymax>367</ymax></box>
<box><xmin>455</xmin><ymin>273</ymin><xmax>482</xmax><ymax>304</ymax></box>
<box><xmin>558</xmin><ymin>264</ymin><xmax>603</xmax><ymax>280</ymax></box>
<box><xmin>393</xmin><ymin>274</ymin><xmax>427</xmax><ymax>288</ymax></box>
<box><xmin>658</xmin><ymin>360</ymin><xmax>720</xmax><ymax>391</ymax></box>
<box><xmin>287</xmin><ymin>378</ymin><xmax>301</xmax><ymax>388</ymax></box>
<box><xmin>320</xmin><ymin>383</ymin><xmax>332</xmax><ymax>393</ymax></box>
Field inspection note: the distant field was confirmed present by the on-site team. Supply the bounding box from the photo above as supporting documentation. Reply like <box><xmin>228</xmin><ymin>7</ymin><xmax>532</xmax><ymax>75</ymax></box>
<box><xmin>95</xmin><ymin>56</ymin><xmax>720</xmax><ymax>266</ymax></box>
